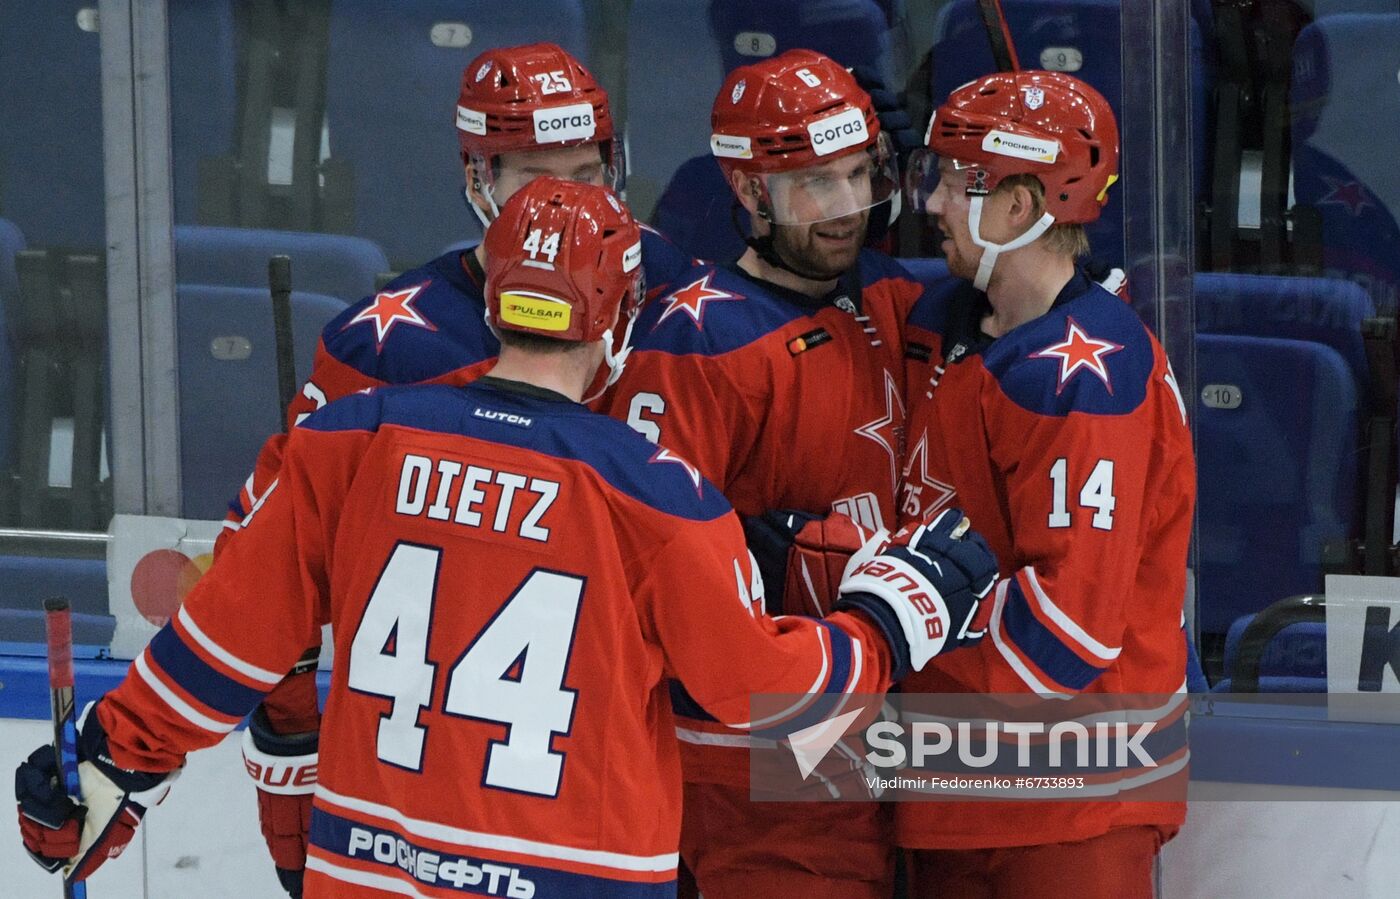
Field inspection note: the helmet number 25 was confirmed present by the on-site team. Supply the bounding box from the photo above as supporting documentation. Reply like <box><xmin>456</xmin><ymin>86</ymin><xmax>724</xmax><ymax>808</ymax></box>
<box><xmin>532</xmin><ymin>70</ymin><xmax>573</xmax><ymax>95</ymax></box>
<box><xmin>522</xmin><ymin>228</ymin><xmax>562</xmax><ymax>264</ymax></box>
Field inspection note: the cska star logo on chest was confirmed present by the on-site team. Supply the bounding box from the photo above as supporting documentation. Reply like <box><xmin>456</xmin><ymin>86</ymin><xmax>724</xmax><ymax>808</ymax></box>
<box><xmin>855</xmin><ymin>369</ymin><xmax>906</xmax><ymax>496</ymax></box>
<box><xmin>900</xmin><ymin>431</ymin><xmax>956</xmax><ymax>522</ymax></box>
<box><xmin>343</xmin><ymin>283</ymin><xmax>437</xmax><ymax>351</ymax></box>
<box><xmin>652</xmin><ymin>273</ymin><xmax>742</xmax><ymax>330</ymax></box>
<box><xmin>1030</xmin><ymin>316</ymin><xmax>1124</xmax><ymax>395</ymax></box>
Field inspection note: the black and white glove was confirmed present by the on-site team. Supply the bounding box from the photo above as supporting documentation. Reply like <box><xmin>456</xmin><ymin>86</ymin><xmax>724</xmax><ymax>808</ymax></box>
<box><xmin>743</xmin><ymin>509</ymin><xmax>877</xmax><ymax>615</ymax></box>
<box><xmin>836</xmin><ymin>509</ymin><xmax>999</xmax><ymax>678</ymax></box>
<box><xmin>15</xmin><ymin>700</ymin><xmax>177</xmax><ymax>882</ymax></box>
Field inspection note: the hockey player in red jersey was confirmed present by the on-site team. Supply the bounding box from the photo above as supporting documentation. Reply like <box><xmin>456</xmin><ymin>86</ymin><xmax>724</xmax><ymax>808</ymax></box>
<box><xmin>214</xmin><ymin>42</ymin><xmax>691</xmax><ymax>897</ymax></box>
<box><xmin>603</xmin><ymin>49</ymin><xmax>928</xmax><ymax>899</ymax></box>
<box><xmin>14</xmin><ymin>178</ymin><xmax>1001</xmax><ymax>898</ymax></box>
<box><xmin>897</xmin><ymin>71</ymin><xmax>1196</xmax><ymax>898</ymax></box>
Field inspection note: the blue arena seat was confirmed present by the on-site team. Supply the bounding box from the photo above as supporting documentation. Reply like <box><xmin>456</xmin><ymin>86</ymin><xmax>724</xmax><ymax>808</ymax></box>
<box><xmin>175</xmin><ymin>226</ymin><xmax>389</xmax><ymax>305</ymax></box>
<box><xmin>1194</xmin><ymin>272</ymin><xmax>1376</xmax><ymax>400</ymax></box>
<box><xmin>1194</xmin><ymin>333</ymin><xmax>1360</xmax><ymax>636</ymax></box>
<box><xmin>625</xmin><ymin>0</ymin><xmax>725</xmax><ymax>226</ymax></box>
<box><xmin>168</xmin><ymin>1</ymin><xmax>239</xmax><ymax>227</ymax></box>
<box><xmin>0</xmin><ymin>2</ymin><xmax>105</xmax><ymax>249</ymax></box>
<box><xmin>323</xmin><ymin>0</ymin><xmax>589</xmax><ymax>268</ymax></box>
<box><xmin>0</xmin><ymin>2</ymin><xmax>237</xmax><ymax>249</ymax></box>
<box><xmin>926</xmin><ymin>0</ymin><xmax>1214</xmax><ymax>271</ymax></box>
<box><xmin>641</xmin><ymin>0</ymin><xmax>896</xmax><ymax>262</ymax></box>
<box><xmin>1211</xmin><ymin>613</ymin><xmax>1326</xmax><ymax>693</ymax></box>
<box><xmin>1291</xmin><ymin>13</ymin><xmax>1400</xmax><ymax>315</ymax></box>
<box><xmin>177</xmin><ymin>284</ymin><xmax>346</xmax><ymax>520</ymax></box>
<box><xmin>708</xmin><ymin>0</ymin><xmax>895</xmax><ymax>84</ymax></box>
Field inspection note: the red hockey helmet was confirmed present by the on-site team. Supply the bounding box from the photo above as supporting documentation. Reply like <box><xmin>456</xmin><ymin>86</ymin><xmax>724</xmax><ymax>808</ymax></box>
<box><xmin>911</xmin><ymin>70</ymin><xmax>1119</xmax><ymax>225</ymax></box>
<box><xmin>485</xmin><ymin>177</ymin><xmax>643</xmax><ymax>345</ymax></box>
<box><xmin>456</xmin><ymin>41</ymin><xmax>622</xmax><ymax>216</ymax></box>
<box><xmin>457</xmin><ymin>42</ymin><xmax>614</xmax><ymax>158</ymax></box>
<box><xmin>710</xmin><ymin>49</ymin><xmax>897</xmax><ymax>225</ymax></box>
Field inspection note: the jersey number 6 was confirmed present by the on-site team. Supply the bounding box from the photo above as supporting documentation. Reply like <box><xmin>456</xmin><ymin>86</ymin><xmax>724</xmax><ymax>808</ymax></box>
<box><xmin>347</xmin><ymin>542</ymin><xmax>583</xmax><ymax>798</ymax></box>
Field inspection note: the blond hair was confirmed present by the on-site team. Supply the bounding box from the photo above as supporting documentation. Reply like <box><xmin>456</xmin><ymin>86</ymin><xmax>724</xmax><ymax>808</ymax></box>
<box><xmin>994</xmin><ymin>173</ymin><xmax>1091</xmax><ymax>259</ymax></box>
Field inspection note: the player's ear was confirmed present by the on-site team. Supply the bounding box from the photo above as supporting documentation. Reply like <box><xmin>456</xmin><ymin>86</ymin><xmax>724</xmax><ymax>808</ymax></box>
<box><xmin>464</xmin><ymin>158</ymin><xmax>491</xmax><ymax>209</ymax></box>
<box><xmin>728</xmin><ymin>169</ymin><xmax>764</xmax><ymax>217</ymax></box>
<box><xmin>1007</xmin><ymin>182</ymin><xmax>1038</xmax><ymax>229</ymax></box>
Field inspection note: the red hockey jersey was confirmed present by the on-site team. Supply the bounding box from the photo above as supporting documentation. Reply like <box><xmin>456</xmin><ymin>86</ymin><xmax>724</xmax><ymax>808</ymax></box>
<box><xmin>897</xmin><ymin>269</ymin><xmax>1195</xmax><ymax>848</ymax></box>
<box><xmin>601</xmin><ymin>250</ymin><xmax>926</xmax><ymax>785</ymax></box>
<box><xmin>218</xmin><ymin>228</ymin><xmax>693</xmax><ymax>543</ymax></box>
<box><xmin>98</xmin><ymin>379</ymin><xmax>894</xmax><ymax>898</ymax></box>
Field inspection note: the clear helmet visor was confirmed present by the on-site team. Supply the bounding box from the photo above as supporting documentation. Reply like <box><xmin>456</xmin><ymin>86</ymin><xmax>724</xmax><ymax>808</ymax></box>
<box><xmin>757</xmin><ymin>132</ymin><xmax>899</xmax><ymax>226</ymax></box>
<box><xmin>904</xmin><ymin>148</ymin><xmax>984</xmax><ymax>215</ymax></box>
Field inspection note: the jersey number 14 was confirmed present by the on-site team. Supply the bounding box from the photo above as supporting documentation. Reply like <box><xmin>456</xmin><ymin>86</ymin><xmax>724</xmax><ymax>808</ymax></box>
<box><xmin>348</xmin><ymin>542</ymin><xmax>582</xmax><ymax>797</ymax></box>
<box><xmin>1048</xmin><ymin>457</ymin><xmax>1116</xmax><ymax>530</ymax></box>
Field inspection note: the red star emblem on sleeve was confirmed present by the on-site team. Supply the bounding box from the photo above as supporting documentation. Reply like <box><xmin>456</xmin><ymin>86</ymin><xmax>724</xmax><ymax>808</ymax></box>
<box><xmin>342</xmin><ymin>283</ymin><xmax>437</xmax><ymax>350</ymax></box>
<box><xmin>652</xmin><ymin>272</ymin><xmax>742</xmax><ymax>331</ymax></box>
<box><xmin>854</xmin><ymin>369</ymin><xmax>906</xmax><ymax>495</ymax></box>
<box><xmin>649</xmin><ymin>447</ymin><xmax>705</xmax><ymax>497</ymax></box>
<box><xmin>1317</xmin><ymin>176</ymin><xmax>1375</xmax><ymax>217</ymax></box>
<box><xmin>1029</xmin><ymin>316</ymin><xmax>1124</xmax><ymax>395</ymax></box>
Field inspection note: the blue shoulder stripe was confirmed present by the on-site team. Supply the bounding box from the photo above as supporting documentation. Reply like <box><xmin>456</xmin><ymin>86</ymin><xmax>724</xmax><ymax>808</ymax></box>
<box><xmin>985</xmin><ymin>286</ymin><xmax>1154</xmax><ymax>418</ymax></box>
<box><xmin>321</xmin><ymin>249</ymin><xmax>498</xmax><ymax>385</ymax></box>
<box><xmin>147</xmin><ymin>625</ymin><xmax>267</xmax><ymax>718</ymax></box>
<box><xmin>301</xmin><ymin>385</ymin><xmax>733</xmax><ymax>523</ymax></box>
<box><xmin>632</xmin><ymin>263</ymin><xmax>804</xmax><ymax>358</ymax></box>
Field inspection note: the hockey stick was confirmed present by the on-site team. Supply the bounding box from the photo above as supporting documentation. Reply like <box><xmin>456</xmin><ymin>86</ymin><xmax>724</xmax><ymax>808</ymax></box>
<box><xmin>44</xmin><ymin>597</ymin><xmax>86</xmax><ymax>899</ymax></box>
<box><xmin>976</xmin><ymin>0</ymin><xmax>1021</xmax><ymax>72</ymax></box>
<box><xmin>269</xmin><ymin>255</ymin><xmax>296</xmax><ymax>434</ymax></box>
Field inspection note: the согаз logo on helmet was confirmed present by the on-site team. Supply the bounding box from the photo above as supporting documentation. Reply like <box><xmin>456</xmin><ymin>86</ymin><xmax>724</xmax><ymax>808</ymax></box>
<box><xmin>532</xmin><ymin>102</ymin><xmax>596</xmax><ymax>143</ymax></box>
<box><xmin>807</xmin><ymin>107</ymin><xmax>868</xmax><ymax>157</ymax></box>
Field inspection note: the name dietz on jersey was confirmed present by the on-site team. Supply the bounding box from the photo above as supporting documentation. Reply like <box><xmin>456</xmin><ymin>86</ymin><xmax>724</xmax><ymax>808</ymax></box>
<box><xmin>395</xmin><ymin>453</ymin><xmax>559</xmax><ymax>541</ymax></box>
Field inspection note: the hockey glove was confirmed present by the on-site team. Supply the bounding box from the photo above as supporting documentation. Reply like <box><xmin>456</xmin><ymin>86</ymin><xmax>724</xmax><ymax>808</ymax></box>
<box><xmin>743</xmin><ymin>509</ymin><xmax>878</xmax><ymax>616</ymax></box>
<box><xmin>836</xmin><ymin>508</ymin><xmax>999</xmax><ymax>678</ymax></box>
<box><xmin>15</xmin><ymin>700</ymin><xmax>176</xmax><ymax>882</ymax></box>
<box><xmin>244</xmin><ymin>697</ymin><xmax>319</xmax><ymax>899</ymax></box>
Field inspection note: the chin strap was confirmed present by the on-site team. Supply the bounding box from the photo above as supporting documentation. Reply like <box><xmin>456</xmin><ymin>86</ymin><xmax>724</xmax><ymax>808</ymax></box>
<box><xmin>967</xmin><ymin>196</ymin><xmax>1056</xmax><ymax>291</ymax></box>
<box><xmin>728</xmin><ymin>200</ymin><xmax>837</xmax><ymax>284</ymax></box>
<box><xmin>464</xmin><ymin>182</ymin><xmax>499</xmax><ymax>231</ymax></box>
<box><xmin>584</xmin><ymin>311</ymin><xmax>638</xmax><ymax>404</ymax></box>
<box><xmin>742</xmin><ymin>232</ymin><xmax>841</xmax><ymax>283</ymax></box>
